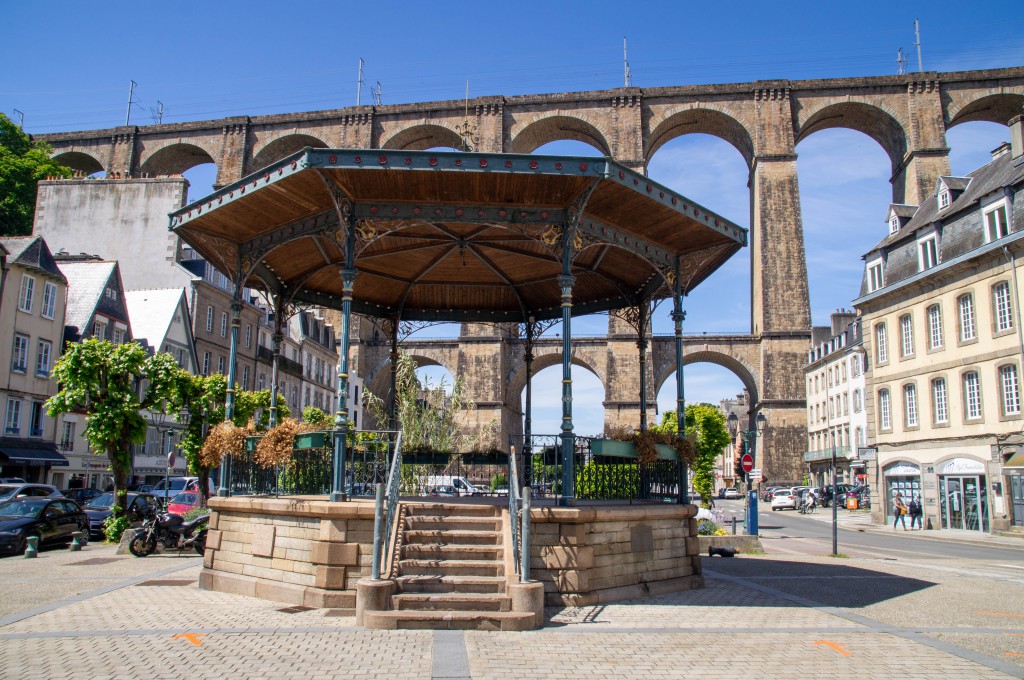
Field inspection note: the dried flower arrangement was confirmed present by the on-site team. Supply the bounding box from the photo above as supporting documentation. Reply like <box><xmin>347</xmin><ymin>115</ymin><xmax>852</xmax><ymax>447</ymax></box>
<box><xmin>603</xmin><ymin>425</ymin><xmax>695</xmax><ymax>466</ymax></box>
<box><xmin>254</xmin><ymin>418</ymin><xmax>312</xmax><ymax>468</ymax></box>
<box><xmin>200</xmin><ymin>420</ymin><xmax>254</xmax><ymax>468</ymax></box>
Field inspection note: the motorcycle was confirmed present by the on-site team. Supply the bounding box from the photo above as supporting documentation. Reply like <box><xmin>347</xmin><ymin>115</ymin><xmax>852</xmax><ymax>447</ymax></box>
<box><xmin>129</xmin><ymin>510</ymin><xmax>208</xmax><ymax>557</ymax></box>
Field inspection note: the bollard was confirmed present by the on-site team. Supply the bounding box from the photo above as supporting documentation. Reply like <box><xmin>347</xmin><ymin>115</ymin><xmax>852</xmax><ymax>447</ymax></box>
<box><xmin>370</xmin><ymin>484</ymin><xmax>385</xmax><ymax>580</ymax></box>
<box><xmin>731</xmin><ymin>517</ymin><xmax>738</xmax><ymax>535</ymax></box>
<box><xmin>70</xmin><ymin>531</ymin><xmax>84</xmax><ymax>551</ymax></box>
<box><xmin>24</xmin><ymin>535</ymin><xmax>39</xmax><ymax>558</ymax></box>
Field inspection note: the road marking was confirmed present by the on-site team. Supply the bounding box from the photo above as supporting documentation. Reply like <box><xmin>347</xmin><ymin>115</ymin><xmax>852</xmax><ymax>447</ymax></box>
<box><xmin>978</xmin><ymin>611</ymin><xmax>1024</xmax><ymax>620</ymax></box>
<box><xmin>172</xmin><ymin>633</ymin><xmax>206</xmax><ymax>646</ymax></box>
<box><xmin>996</xmin><ymin>563</ymin><xmax>1024</xmax><ymax>571</ymax></box>
<box><xmin>811</xmin><ymin>640</ymin><xmax>852</xmax><ymax>657</ymax></box>
<box><xmin>1006</xmin><ymin>653</ymin><xmax>1024</xmax><ymax>658</ymax></box>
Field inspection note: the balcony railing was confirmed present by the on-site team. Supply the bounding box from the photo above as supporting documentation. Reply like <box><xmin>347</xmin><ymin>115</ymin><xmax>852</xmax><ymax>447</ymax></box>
<box><xmin>804</xmin><ymin>446</ymin><xmax>853</xmax><ymax>462</ymax></box>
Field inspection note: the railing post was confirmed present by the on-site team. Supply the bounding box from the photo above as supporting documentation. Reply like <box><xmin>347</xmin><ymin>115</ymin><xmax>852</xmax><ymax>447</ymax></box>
<box><xmin>371</xmin><ymin>483</ymin><xmax>385</xmax><ymax>579</ymax></box>
<box><xmin>520</xmin><ymin>486</ymin><xmax>531</xmax><ymax>582</ymax></box>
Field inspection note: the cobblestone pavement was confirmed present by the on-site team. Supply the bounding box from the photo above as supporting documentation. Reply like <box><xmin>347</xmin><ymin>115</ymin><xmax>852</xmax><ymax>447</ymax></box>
<box><xmin>1</xmin><ymin>543</ymin><xmax>1022</xmax><ymax>679</ymax></box>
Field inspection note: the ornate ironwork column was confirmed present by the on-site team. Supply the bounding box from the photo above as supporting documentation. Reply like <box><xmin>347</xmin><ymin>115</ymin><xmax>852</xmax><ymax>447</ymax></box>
<box><xmin>268</xmin><ymin>294</ymin><xmax>285</xmax><ymax>428</ymax></box>
<box><xmin>558</xmin><ymin>272</ymin><xmax>576</xmax><ymax>505</ymax></box>
<box><xmin>523</xmin><ymin>318</ymin><xmax>535</xmax><ymax>488</ymax></box>
<box><xmin>332</xmin><ymin>267</ymin><xmax>357</xmax><ymax>502</ymax></box>
<box><xmin>218</xmin><ymin>293</ymin><xmax>243</xmax><ymax>498</ymax></box>
<box><xmin>672</xmin><ymin>259</ymin><xmax>689</xmax><ymax>504</ymax></box>
<box><xmin>388</xmin><ymin>317</ymin><xmax>399</xmax><ymax>431</ymax></box>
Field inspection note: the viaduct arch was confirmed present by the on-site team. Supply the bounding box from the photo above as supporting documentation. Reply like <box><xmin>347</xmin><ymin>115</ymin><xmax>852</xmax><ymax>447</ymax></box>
<box><xmin>37</xmin><ymin>67</ymin><xmax>1024</xmax><ymax>482</ymax></box>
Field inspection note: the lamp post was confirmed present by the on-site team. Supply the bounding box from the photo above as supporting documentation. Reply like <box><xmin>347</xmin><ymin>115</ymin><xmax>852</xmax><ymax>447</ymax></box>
<box><xmin>727</xmin><ymin>411</ymin><xmax>767</xmax><ymax>536</ymax></box>
<box><xmin>152</xmin><ymin>410</ymin><xmax>169</xmax><ymax>508</ymax></box>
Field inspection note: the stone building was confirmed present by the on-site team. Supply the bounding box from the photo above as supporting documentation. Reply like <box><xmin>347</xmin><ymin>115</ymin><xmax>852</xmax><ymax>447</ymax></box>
<box><xmin>803</xmin><ymin>311</ymin><xmax>869</xmax><ymax>488</ymax></box>
<box><xmin>0</xmin><ymin>237</ymin><xmax>69</xmax><ymax>484</ymax></box>
<box><xmin>854</xmin><ymin>116</ymin><xmax>1024</xmax><ymax>534</ymax></box>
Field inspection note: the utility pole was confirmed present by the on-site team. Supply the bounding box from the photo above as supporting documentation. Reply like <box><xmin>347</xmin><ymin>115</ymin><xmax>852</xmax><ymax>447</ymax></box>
<box><xmin>153</xmin><ymin>100</ymin><xmax>164</xmax><ymax>125</ymax></box>
<box><xmin>896</xmin><ymin>48</ymin><xmax>906</xmax><ymax>75</ymax></box>
<box><xmin>125</xmin><ymin>80</ymin><xmax>137</xmax><ymax>126</ymax></box>
<box><xmin>373</xmin><ymin>81</ymin><xmax>382</xmax><ymax>107</ymax></box>
<box><xmin>623</xmin><ymin>36</ymin><xmax>631</xmax><ymax>87</ymax></box>
<box><xmin>12</xmin><ymin>109</ymin><xmax>24</xmax><ymax>129</ymax></box>
<box><xmin>356</xmin><ymin>58</ymin><xmax>365</xmax><ymax>106</ymax></box>
<box><xmin>914</xmin><ymin>19</ymin><xmax>924</xmax><ymax>72</ymax></box>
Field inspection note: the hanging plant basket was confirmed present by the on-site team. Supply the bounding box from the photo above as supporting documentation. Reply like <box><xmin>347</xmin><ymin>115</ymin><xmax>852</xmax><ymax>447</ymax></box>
<box><xmin>294</xmin><ymin>431</ymin><xmax>328</xmax><ymax>450</ymax></box>
<box><xmin>590</xmin><ymin>439</ymin><xmax>679</xmax><ymax>460</ymax></box>
<box><xmin>461</xmin><ymin>451</ymin><xmax>509</xmax><ymax>466</ymax></box>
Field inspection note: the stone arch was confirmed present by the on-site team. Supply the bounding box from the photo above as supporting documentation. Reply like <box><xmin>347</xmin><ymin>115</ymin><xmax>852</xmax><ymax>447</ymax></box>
<box><xmin>509</xmin><ymin>115</ymin><xmax>611</xmax><ymax>155</ymax></box>
<box><xmin>795</xmin><ymin>101</ymin><xmax>908</xmax><ymax>173</ymax></box>
<box><xmin>380</xmin><ymin>124</ymin><xmax>463</xmax><ymax>151</ymax></box>
<box><xmin>645</xmin><ymin>107</ymin><xmax>755</xmax><ymax>168</ymax></box>
<box><xmin>655</xmin><ymin>348</ymin><xmax>759</xmax><ymax>410</ymax></box>
<box><xmin>139</xmin><ymin>143</ymin><xmax>217</xmax><ymax>177</ymax></box>
<box><xmin>505</xmin><ymin>347</ymin><xmax>608</xmax><ymax>410</ymax></box>
<box><xmin>946</xmin><ymin>92</ymin><xmax>1024</xmax><ymax>128</ymax></box>
<box><xmin>363</xmin><ymin>350</ymin><xmax>459</xmax><ymax>405</ymax></box>
<box><xmin>251</xmin><ymin>134</ymin><xmax>329</xmax><ymax>170</ymax></box>
<box><xmin>52</xmin><ymin>151</ymin><xmax>104</xmax><ymax>176</ymax></box>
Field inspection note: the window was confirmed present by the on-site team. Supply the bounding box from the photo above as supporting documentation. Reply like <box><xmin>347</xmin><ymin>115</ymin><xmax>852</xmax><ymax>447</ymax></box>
<box><xmin>889</xmin><ymin>215</ymin><xmax>900</xmax><ymax>234</ymax></box>
<box><xmin>958</xmin><ymin>294</ymin><xmax>976</xmax><ymax>341</ymax></box>
<box><xmin>29</xmin><ymin>402</ymin><xmax>44</xmax><ymax>437</ymax></box>
<box><xmin>938</xmin><ymin>189</ymin><xmax>950</xmax><ymax>209</ymax></box>
<box><xmin>963</xmin><ymin>371</ymin><xmax>982</xmax><ymax>420</ymax></box>
<box><xmin>12</xmin><ymin>333</ymin><xmax>29</xmax><ymax>372</ymax></box>
<box><xmin>220</xmin><ymin>312</ymin><xmax>228</xmax><ymax>337</ymax></box>
<box><xmin>5</xmin><ymin>398</ymin><xmax>22</xmax><ymax>435</ymax></box>
<box><xmin>242</xmin><ymin>365</ymin><xmax>250</xmax><ymax>391</ymax></box>
<box><xmin>258</xmin><ymin>373</ymin><xmax>266</xmax><ymax>390</ymax></box>
<box><xmin>104</xmin><ymin>287</ymin><xmax>117</xmax><ymax>301</ymax></box>
<box><xmin>994</xmin><ymin>282</ymin><xmax>1013</xmax><ymax>332</ymax></box>
<box><xmin>932</xmin><ymin>378</ymin><xmax>948</xmax><ymax>424</ymax></box>
<box><xmin>918</xmin><ymin>234</ymin><xmax>938</xmax><ymax>270</ymax></box>
<box><xmin>867</xmin><ymin>259</ymin><xmax>884</xmax><ymax>292</ymax></box>
<box><xmin>878</xmin><ymin>389</ymin><xmax>891</xmax><ymax>430</ymax></box>
<box><xmin>245</xmin><ymin>324</ymin><xmax>252</xmax><ymax>349</ymax></box>
<box><xmin>842</xmin><ymin>392</ymin><xmax>849</xmax><ymax>415</ymax></box>
<box><xmin>93</xmin><ymin>321</ymin><xmax>106</xmax><ymax>339</ymax></box>
<box><xmin>36</xmin><ymin>340</ymin><xmax>52</xmax><ymax>377</ymax></box>
<box><xmin>206</xmin><ymin>306</ymin><xmax>214</xmax><ymax>333</ymax></box>
<box><xmin>985</xmin><ymin>203</ymin><xmax>1009</xmax><ymax>242</ymax></box>
<box><xmin>217</xmin><ymin>356</ymin><xmax>225</xmax><ymax>374</ymax></box>
<box><xmin>903</xmin><ymin>384</ymin><xmax>918</xmax><ymax>428</ymax></box>
<box><xmin>927</xmin><ymin>305</ymin><xmax>943</xmax><ymax>350</ymax></box>
<box><xmin>18</xmin><ymin>275</ymin><xmax>34</xmax><ymax>312</ymax></box>
<box><xmin>876</xmin><ymin>323</ymin><xmax>888</xmax><ymax>364</ymax></box>
<box><xmin>60</xmin><ymin>421</ymin><xmax>75</xmax><ymax>451</ymax></box>
<box><xmin>112</xmin><ymin>328</ymin><xmax>124</xmax><ymax>345</ymax></box>
<box><xmin>202</xmin><ymin>352</ymin><xmax>211</xmax><ymax>376</ymax></box>
<box><xmin>1000</xmin><ymin>364</ymin><xmax>1021</xmax><ymax>416</ymax></box>
<box><xmin>852</xmin><ymin>354</ymin><xmax>861</xmax><ymax>378</ymax></box>
<box><xmin>41</xmin><ymin>282</ymin><xmax>57</xmax><ymax>319</ymax></box>
<box><xmin>900</xmin><ymin>314</ymin><xmax>914</xmax><ymax>357</ymax></box>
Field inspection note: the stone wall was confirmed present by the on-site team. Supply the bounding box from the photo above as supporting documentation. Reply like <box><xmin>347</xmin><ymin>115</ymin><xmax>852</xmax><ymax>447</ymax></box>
<box><xmin>529</xmin><ymin>504</ymin><xmax>702</xmax><ymax>607</ymax></box>
<box><xmin>200</xmin><ymin>497</ymin><xmax>377</xmax><ymax>613</ymax></box>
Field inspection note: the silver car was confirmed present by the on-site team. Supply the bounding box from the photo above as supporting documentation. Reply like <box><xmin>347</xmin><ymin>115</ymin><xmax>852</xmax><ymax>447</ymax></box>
<box><xmin>0</xmin><ymin>484</ymin><xmax>62</xmax><ymax>502</ymax></box>
<box><xmin>770</xmin><ymin>488</ymin><xmax>797</xmax><ymax>511</ymax></box>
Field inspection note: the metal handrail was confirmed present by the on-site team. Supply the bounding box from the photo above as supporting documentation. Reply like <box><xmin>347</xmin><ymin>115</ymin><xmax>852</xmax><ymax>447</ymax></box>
<box><xmin>380</xmin><ymin>431</ymin><xmax>403</xmax><ymax>577</ymax></box>
<box><xmin>507</xmin><ymin>440</ymin><xmax>522</xmax><ymax>579</ymax></box>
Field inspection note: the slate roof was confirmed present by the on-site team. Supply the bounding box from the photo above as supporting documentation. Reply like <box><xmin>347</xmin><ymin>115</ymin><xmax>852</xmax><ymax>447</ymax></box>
<box><xmin>124</xmin><ymin>288</ymin><xmax>187</xmax><ymax>350</ymax></box>
<box><xmin>58</xmin><ymin>260</ymin><xmax>118</xmax><ymax>337</ymax></box>
<box><xmin>0</xmin><ymin>236</ymin><xmax>67</xmax><ymax>283</ymax></box>
<box><xmin>888</xmin><ymin>204</ymin><xmax>918</xmax><ymax>219</ymax></box>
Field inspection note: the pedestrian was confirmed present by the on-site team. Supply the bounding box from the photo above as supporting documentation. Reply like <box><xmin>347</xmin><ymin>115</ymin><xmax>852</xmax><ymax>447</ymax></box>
<box><xmin>908</xmin><ymin>495</ymin><xmax>923</xmax><ymax>530</ymax></box>
<box><xmin>893</xmin><ymin>492</ymin><xmax>908</xmax><ymax>531</ymax></box>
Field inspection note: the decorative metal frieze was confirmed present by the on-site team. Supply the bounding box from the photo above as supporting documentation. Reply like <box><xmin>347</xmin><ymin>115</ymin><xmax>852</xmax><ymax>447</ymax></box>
<box><xmin>180</xmin><ymin>229</ymin><xmax>236</xmax><ymax>278</ymax></box>
<box><xmin>306</xmin><ymin>148</ymin><xmax>610</xmax><ymax>179</ymax></box>
<box><xmin>352</xmin><ymin>203</ymin><xmax>567</xmax><ymax>226</ymax></box>
<box><xmin>237</xmin><ymin>207</ymin><xmax>339</xmax><ymax>259</ymax></box>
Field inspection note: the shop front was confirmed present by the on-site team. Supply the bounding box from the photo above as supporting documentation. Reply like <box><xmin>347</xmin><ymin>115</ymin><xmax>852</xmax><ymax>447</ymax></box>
<box><xmin>883</xmin><ymin>461</ymin><xmax>921</xmax><ymax>525</ymax></box>
<box><xmin>938</xmin><ymin>457</ymin><xmax>989</xmax><ymax>532</ymax></box>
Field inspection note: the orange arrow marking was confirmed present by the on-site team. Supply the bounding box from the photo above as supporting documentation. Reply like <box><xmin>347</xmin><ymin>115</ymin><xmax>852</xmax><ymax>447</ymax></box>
<box><xmin>1006</xmin><ymin>653</ymin><xmax>1024</xmax><ymax>657</ymax></box>
<box><xmin>172</xmin><ymin>633</ymin><xmax>206</xmax><ymax>646</ymax></box>
<box><xmin>811</xmin><ymin>641</ymin><xmax>852</xmax><ymax>657</ymax></box>
<box><xmin>978</xmin><ymin>611</ymin><xmax>1024</xmax><ymax>619</ymax></box>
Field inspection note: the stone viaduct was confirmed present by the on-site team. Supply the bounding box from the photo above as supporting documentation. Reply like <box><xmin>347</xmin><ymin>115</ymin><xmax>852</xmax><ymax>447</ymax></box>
<box><xmin>38</xmin><ymin>66</ymin><xmax>1024</xmax><ymax>483</ymax></box>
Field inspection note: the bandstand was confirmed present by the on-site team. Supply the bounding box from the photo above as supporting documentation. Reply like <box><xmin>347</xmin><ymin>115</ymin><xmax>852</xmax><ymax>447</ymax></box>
<box><xmin>171</xmin><ymin>148</ymin><xmax>745</xmax><ymax>629</ymax></box>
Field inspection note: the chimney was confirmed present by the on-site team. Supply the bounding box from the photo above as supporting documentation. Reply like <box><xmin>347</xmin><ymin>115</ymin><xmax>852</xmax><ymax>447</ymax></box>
<box><xmin>1011</xmin><ymin>115</ymin><xmax>1023</xmax><ymax>159</ymax></box>
<box><xmin>991</xmin><ymin>142</ymin><xmax>1011</xmax><ymax>160</ymax></box>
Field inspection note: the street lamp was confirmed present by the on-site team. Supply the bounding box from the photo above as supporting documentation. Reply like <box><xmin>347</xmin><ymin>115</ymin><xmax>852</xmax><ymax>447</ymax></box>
<box><xmin>152</xmin><ymin>410</ymin><xmax>169</xmax><ymax>508</ymax></box>
<box><xmin>727</xmin><ymin>411</ymin><xmax>767</xmax><ymax>536</ymax></box>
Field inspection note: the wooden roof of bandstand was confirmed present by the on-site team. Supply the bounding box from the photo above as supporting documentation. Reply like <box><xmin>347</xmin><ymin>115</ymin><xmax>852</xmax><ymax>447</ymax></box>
<box><xmin>169</xmin><ymin>149</ymin><xmax>746</xmax><ymax>322</ymax></box>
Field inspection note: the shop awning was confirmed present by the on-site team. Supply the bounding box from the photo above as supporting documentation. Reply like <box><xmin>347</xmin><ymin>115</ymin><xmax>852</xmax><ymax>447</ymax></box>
<box><xmin>1004</xmin><ymin>451</ymin><xmax>1024</xmax><ymax>468</ymax></box>
<box><xmin>0</xmin><ymin>446</ymin><xmax>69</xmax><ymax>467</ymax></box>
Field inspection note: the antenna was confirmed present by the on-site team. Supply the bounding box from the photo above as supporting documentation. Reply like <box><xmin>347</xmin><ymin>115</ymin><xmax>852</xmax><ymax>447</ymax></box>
<box><xmin>914</xmin><ymin>19</ymin><xmax>923</xmax><ymax>72</ymax></box>
<box><xmin>896</xmin><ymin>48</ymin><xmax>906</xmax><ymax>75</ymax></box>
<box><xmin>373</xmin><ymin>81</ymin><xmax>382</xmax><ymax>107</ymax></box>
<box><xmin>125</xmin><ymin>80</ymin><xmax>138</xmax><ymax>126</ymax></box>
<box><xmin>356</xmin><ymin>58</ymin><xmax>365</xmax><ymax>106</ymax></box>
<box><xmin>455</xmin><ymin>81</ymin><xmax>475</xmax><ymax>152</ymax></box>
<box><xmin>12</xmin><ymin>109</ymin><xmax>24</xmax><ymax>129</ymax></box>
<box><xmin>623</xmin><ymin>36</ymin><xmax>632</xmax><ymax>87</ymax></box>
<box><xmin>152</xmin><ymin>100</ymin><xmax>164</xmax><ymax>125</ymax></box>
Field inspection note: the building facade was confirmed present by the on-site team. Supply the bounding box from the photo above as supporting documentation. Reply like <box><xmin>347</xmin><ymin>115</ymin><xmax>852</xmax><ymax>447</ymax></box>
<box><xmin>854</xmin><ymin>118</ymin><xmax>1024</xmax><ymax>534</ymax></box>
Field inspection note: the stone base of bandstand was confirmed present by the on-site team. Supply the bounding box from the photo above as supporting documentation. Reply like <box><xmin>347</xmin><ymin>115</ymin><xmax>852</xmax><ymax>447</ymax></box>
<box><xmin>199</xmin><ymin>497</ymin><xmax>703</xmax><ymax>622</ymax></box>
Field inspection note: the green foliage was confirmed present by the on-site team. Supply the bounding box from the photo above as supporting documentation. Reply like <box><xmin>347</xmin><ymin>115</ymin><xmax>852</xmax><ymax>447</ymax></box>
<box><xmin>302</xmin><ymin>406</ymin><xmax>333</xmax><ymax>429</ymax></box>
<box><xmin>0</xmin><ymin>114</ymin><xmax>73</xmax><ymax>236</ymax></box>
<box><xmin>696</xmin><ymin>518</ymin><xmax>728</xmax><ymax>536</ymax></box>
<box><xmin>575</xmin><ymin>461</ymin><xmax>639</xmax><ymax>499</ymax></box>
<box><xmin>103</xmin><ymin>513</ymin><xmax>131</xmax><ymax>543</ymax></box>
<box><xmin>490</xmin><ymin>473</ymin><xmax>508</xmax><ymax>491</ymax></box>
<box><xmin>182</xmin><ymin>506</ymin><xmax>209</xmax><ymax>523</ymax></box>
<box><xmin>46</xmin><ymin>340</ymin><xmax>181</xmax><ymax>516</ymax></box>
<box><xmin>653</xmin><ymin>404</ymin><xmax>731</xmax><ymax>507</ymax></box>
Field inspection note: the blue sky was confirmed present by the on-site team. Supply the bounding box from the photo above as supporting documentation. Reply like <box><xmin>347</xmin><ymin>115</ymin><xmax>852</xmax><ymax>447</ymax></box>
<box><xmin>4</xmin><ymin>1</ymin><xmax>1022</xmax><ymax>435</ymax></box>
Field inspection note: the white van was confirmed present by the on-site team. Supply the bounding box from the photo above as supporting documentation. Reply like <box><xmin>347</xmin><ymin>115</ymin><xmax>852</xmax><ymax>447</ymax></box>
<box><xmin>421</xmin><ymin>476</ymin><xmax>483</xmax><ymax>496</ymax></box>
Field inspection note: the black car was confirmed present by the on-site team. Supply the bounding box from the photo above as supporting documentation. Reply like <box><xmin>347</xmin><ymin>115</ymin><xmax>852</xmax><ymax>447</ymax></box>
<box><xmin>82</xmin><ymin>492</ymin><xmax>161</xmax><ymax>539</ymax></box>
<box><xmin>0</xmin><ymin>497</ymin><xmax>89</xmax><ymax>555</ymax></box>
<box><xmin>61</xmin><ymin>488</ymin><xmax>103</xmax><ymax>505</ymax></box>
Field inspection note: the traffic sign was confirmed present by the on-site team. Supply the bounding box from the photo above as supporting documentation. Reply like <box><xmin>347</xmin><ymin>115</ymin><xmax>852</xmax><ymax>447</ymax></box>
<box><xmin>740</xmin><ymin>454</ymin><xmax>754</xmax><ymax>473</ymax></box>
<box><xmin>750</xmin><ymin>469</ymin><xmax>762</xmax><ymax>481</ymax></box>
<box><xmin>167</xmin><ymin>452</ymin><xmax>176</xmax><ymax>468</ymax></box>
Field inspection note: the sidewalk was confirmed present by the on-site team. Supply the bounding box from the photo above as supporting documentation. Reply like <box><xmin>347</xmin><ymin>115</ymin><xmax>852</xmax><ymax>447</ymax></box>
<box><xmin>797</xmin><ymin>505</ymin><xmax>1024</xmax><ymax>549</ymax></box>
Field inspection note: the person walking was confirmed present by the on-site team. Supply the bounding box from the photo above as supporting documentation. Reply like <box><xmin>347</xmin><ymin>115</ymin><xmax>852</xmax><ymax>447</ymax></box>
<box><xmin>893</xmin><ymin>492</ymin><xmax>908</xmax><ymax>531</ymax></box>
<box><xmin>908</xmin><ymin>495</ymin><xmax>923</xmax><ymax>530</ymax></box>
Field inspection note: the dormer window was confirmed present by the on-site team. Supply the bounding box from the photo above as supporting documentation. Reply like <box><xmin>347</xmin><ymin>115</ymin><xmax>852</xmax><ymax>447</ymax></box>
<box><xmin>984</xmin><ymin>201</ymin><xmax>1009</xmax><ymax>242</ymax></box>
<box><xmin>867</xmin><ymin>257</ymin><xmax>884</xmax><ymax>292</ymax></box>
<box><xmin>918</xmin><ymin>232</ymin><xmax>939</xmax><ymax>271</ymax></box>
<box><xmin>938</xmin><ymin>190</ymin><xmax>950</xmax><ymax>209</ymax></box>
<box><xmin>889</xmin><ymin>215</ymin><xmax>900</xmax><ymax>234</ymax></box>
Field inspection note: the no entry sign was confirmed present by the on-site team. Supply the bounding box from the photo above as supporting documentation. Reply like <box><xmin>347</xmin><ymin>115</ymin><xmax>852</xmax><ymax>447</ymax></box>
<box><xmin>740</xmin><ymin>454</ymin><xmax>754</xmax><ymax>473</ymax></box>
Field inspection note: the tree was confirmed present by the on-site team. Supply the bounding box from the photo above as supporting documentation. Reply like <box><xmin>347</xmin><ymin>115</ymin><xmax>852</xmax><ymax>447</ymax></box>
<box><xmin>302</xmin><ymin>406</ymin><xmax>333</xmax><ymax>429</ymax></box>
<box><xmin>46</xmin><ymin>340</ymin><xmax>180</xmax><ymax>516</ymax></box>
<box><xmin>652</xmin><ymin>403</ymin><xmax>731</xmax><ymax>507</ymax></box>
<box><xmin>0</xmin><ymin>114</ymin><xmax>72</xmax><ymax>236</ymax></box>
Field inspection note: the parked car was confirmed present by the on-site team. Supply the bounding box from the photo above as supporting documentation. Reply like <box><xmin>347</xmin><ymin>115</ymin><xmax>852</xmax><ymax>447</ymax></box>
<box><xmin>103</xmin><ymin>483</ymin><xmax>155</xmax><ymax>493</ymax></box>
<box><xmin>61</xmin><ymin>488</ymin><xmax>103</xmax><ymax>505</ymax></box>
<box><xmin>0</xmin><ymin>477</ymin><xmax>26</xmax><ymax>484</ymax></box>
<box><xmin>770</xmin><ymin>488</ymin><xmax>798</xmax><ymax>511</ymax></box>
<box><xmin>82</xmin><ymin>492</ymin><xmax>161</xmax><ymax>539</ymax></box>
<box><xmin>723</xmin><ymin>487</ymin><xmax>741</xmax><ymax>500</ymax></box>
<box><xmin>0</xmin><ymin>483</ymin><xmax>62</xmax><ymax>502</ymax></box>
<box><xmin>166</xmin><ymin>492</ymin><xmax>202</xmax><ymax>516</ymax></box>
<box><xmin>429</xmin><ymin>485</ymin><xmax>458</xmax><ymax>496</ymax></box>
<box><xmin>0</xmin><ymin>497</ymin><xmax>89</xmax><ymax>555</ymax></box>
<box><xmin>761</xmin><ymin>486</ymin><xmax>782</xmax><ymax>502</ymax></box>
<box><xmin>837</xmin><ymin>484</ymin><xmax>871</xmax><ymax>507</ymax></box>
<box><xmin>150</xmin><ymin>477</ymin><xmax>215</xmax><ymax>503</ymax></box>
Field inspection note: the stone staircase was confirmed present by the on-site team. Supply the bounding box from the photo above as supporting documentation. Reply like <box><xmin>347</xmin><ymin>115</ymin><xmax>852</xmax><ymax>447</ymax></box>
<box><xmin>360</xmin><ymin>502</ymin><xmax>539</xmax><ymax>630</ymax></box>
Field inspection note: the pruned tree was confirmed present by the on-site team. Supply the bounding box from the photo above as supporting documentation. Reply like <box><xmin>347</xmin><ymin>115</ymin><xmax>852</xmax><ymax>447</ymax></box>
<box><xmin>0</xmin><ymin>113</ymin><xmax>72</xmax><ymax>236</ymax></box>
